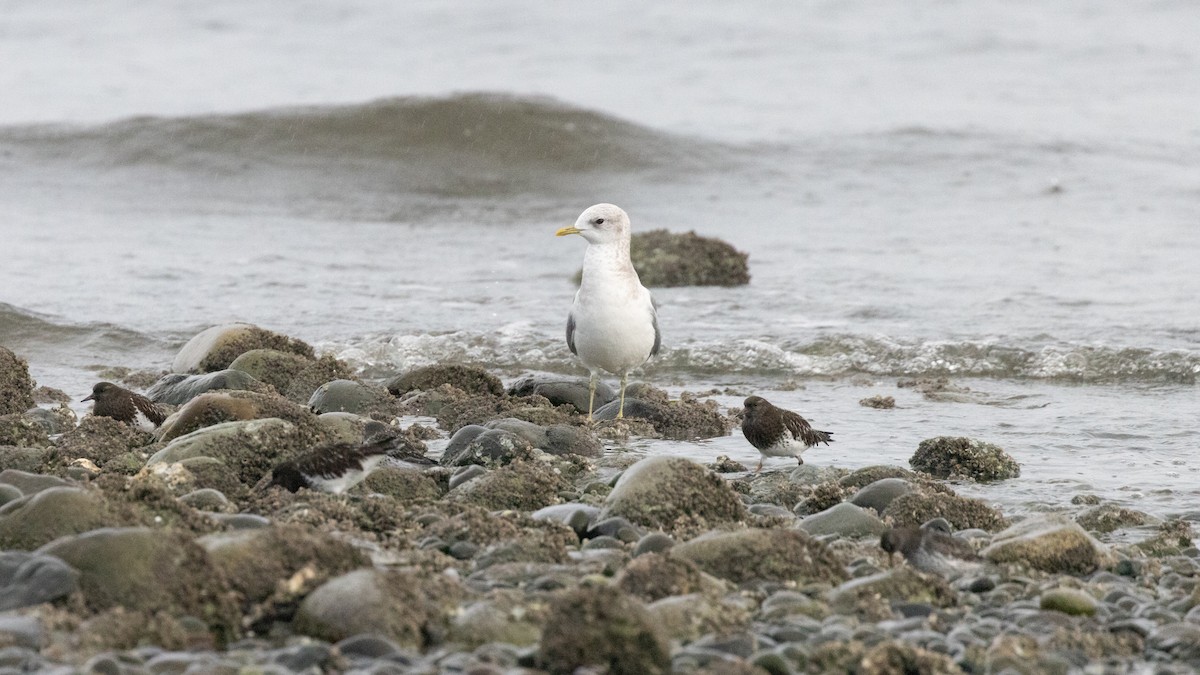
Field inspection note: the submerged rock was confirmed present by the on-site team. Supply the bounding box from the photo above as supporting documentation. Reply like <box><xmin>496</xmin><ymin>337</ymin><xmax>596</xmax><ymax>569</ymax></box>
<box><xmin>537</xmin><ymin>585</ymin><xmax>670</xmax><ymax>675</ymax></box>
<box><xmin>909</xmin><ymin>436</ymin><xmax>1020</xmax><ymax>482</ymax></box>
<box><xmin>172</xmin><ymin>323</ymin><xmax>314</xmax><ymax>374</ymax></box>
<box><xmin>0</xmin><ymin>348</ymin><xmax>35</xmax><ymax>416</ymax></box>
<box><xmin>601</xmin><ymin>456</ymin><xmax>747</xmax><ymax>533</ymax></box>
<box><xmin>982</xmin><ymin>515</ymin><xmax>1114</xmax><ymax>575</ymax></box>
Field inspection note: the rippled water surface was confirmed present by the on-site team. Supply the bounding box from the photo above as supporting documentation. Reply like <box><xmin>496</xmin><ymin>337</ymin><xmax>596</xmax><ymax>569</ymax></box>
<box><xmin>1</xmin><ymin>0</ymin><xmax>1197</xmax><ymax>518</ymax></box>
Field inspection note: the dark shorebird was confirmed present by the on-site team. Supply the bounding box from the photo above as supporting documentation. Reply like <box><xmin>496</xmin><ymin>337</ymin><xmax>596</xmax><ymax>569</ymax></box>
<box><xmin>257</xmin><ymin>421</ymin><xmax>435</xmax><ymax>494</ymax></box>
<box><xmin>740</xmin><ymin>395</ymin><xmax>833</xmax><ymax>472</ymax></box>
<box><xmin>556</xmin><ymin>203</ymin><xmax>661</xmax><ymax>421</ymax></box>
<box><xmin>880</xmin><ymin>522</ymin><xmax>982</xmax><ymax>577</ymax></box>
<box><xmin>82</xmin><ymin>381</ymin><xmax>167</xmax><ymax>431</ymax></box>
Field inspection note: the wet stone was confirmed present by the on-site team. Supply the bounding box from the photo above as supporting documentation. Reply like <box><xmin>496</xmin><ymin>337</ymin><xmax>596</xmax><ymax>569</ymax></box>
<box><xmin>506</xmin><ymin>374</ymin><xmax>615</xmax><ymax>414</ymax></box>
<box><xmin>0</xmin><ymin>551</ymin><xmax>78</xmax><ymax>611</ymax></box>
<box><xmin>146</xmin><ymin>369</ymin><xmax>271</xmax><ymax>406</ymax></box>
<box><xmin>850</xmin><ymin>478</ymin><xmax>914</xmax><ymax>513</ymax></box>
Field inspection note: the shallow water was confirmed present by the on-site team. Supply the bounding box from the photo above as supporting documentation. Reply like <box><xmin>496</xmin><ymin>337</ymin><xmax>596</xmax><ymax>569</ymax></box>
<box><xmin>1</xmin><ymin>0</ymin><xmax>1197</xmax><ymax>519</ymax></box>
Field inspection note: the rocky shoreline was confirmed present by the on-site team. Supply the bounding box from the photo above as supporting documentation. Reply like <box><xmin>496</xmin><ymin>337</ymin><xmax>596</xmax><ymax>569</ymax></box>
<box><xmin>0</xmin><ymin>325</ymin><xmax>1197</xmax><ymax>674</ymax></box>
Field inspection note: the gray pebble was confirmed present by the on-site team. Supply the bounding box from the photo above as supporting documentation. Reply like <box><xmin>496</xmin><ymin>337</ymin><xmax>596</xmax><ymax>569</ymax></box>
<box><xmin>633</xmin><ymin>532</ymin><xmax>675</xmax><ymax>557</ymax></box>
<box><xmin>334</xmin><ymin>634</ymin><xmax>401</xmax><ymax>659</ymax></box>
<box><xmin>449</xmin><ymin>464</ymin><xmax>487</xmax><ymax>490</ymax></box>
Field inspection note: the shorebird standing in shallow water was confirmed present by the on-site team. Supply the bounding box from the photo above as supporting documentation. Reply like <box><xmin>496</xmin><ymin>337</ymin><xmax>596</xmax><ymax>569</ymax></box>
<box><xmin>556</xmin><ymin>203</ymin><xmax>661</xmax><ymax>421</ymax></box>
<box><xmin>740</xmin><ymin>395</ymin><xmax>833</xmax><ymax>472</ymax></box>
<box><xmin>82</xmin><ymin>382</ymin><xmax>167</xmax><ymax>431</ymax></box>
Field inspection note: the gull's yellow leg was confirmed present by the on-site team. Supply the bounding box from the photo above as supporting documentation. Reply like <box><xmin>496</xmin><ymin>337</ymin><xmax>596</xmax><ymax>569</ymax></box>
<box><xmin>618</xmin><ymin>372</ymin><xmax>628</xmax><ymax>419</ymax></box>
<box><xmin>587</xmin><ymin>374</ymin><xmax>597</xmax><ymax>422</ymax></box>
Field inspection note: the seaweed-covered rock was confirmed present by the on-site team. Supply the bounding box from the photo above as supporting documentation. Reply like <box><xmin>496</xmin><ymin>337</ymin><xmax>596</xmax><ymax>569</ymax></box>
<box><xmin>172</xmin><ymin>323</ymin><xmax>314</xmax><ymax>374</ymax></box>
<box><xmin>54</xmin><ymin>415</ymin><xmax>154</xmax><ymax>467</ymax></box>
<box><xmin>858</xmin><ymin>640</ymin><xmax>964</xmax><ymax>674</ymax></box>
<box><xmin>601</xmin><ymin>456</ymin><xmax>747</xmax><ymax>533</ymax></box>
<box><xmin>229</xmin><ymin>350</ymin><xmax>353</xmax><ymax>403</ymax></box>
<box><xmin>507</xmin><ymin>374</ymin><xmax>617</xmax><ymax>414</ymax></box>
<box><xmin>37</xmin><ymin>527</ymin><xmax>239</xmax><ymax>642</ymax></box>
<box><xmin>441</xmin><ymin>428</ymin><xmax>535</xmax><ymax>467</ymax></box>
<box><xmin>447</xmin><ymin>459</ymin><xmax>567</xmax><ymax>511</ymax></box>
<box><xmin>982</xmin><ymin>516</ymin><xmax>1114</xmax><ymax>575</ymax></box>
<box><xmin>592</xmin><ymin>396</ymin><xmax>731</xmax><ymax>440</ymax></box>
<box><xmin>157</xmin><ymin>390</ymin><xmax>327</xmax><ymax>444</ymax></box>
<box><xmin>0</xmin><ymin>414</ymin><xmax>50</xmax><ymax>448</ymax></box>
<box><xmin>909</xmin><ymin>436</ymin><xmax>1020</xmax><ymax>482</ymax></box>
<box><xmin>616</xmin><ymin>553</ymin><xmax>721</xmax><ymax>602</ymax></box>
<box><xmin>829</xmin><ymin>567</ymin><xmax>957</xmax><ymax>621</ymax></box>
<box><xmin>420</xmin><ymin>386</ymin><xmax>575</xmax><ymax>433</ymax></box>
<box><xmin>839</xmin><ymin>465</ymin><xmax>919</xmax><ymax>490</ymax></box>
<box><xmin>1075</xmin><ymin>503</ymin><xmax>1154</xmax><ymax>534</ymax></box>
<box><xmin>626</xmin><ymin>229</ymin><xmax>751</xmax><ymax>287</ymax></box>
<box><xmin>882</xmin><ymin>491</ymin><xmax>1009</xmax><ymax>532</ymax></box>
<box><xmin>672</xmin><ymin>528</ymin><xmax>847</xmax><ymax>585</ymax></box>
<box><xmin>537</xmin><ymin>585</ymin><xmax>670</xmax><ymax>675</ymax></box>
<box><xmin>146</xmin><ymin>418</ymin><xmax>306</xmax><ymax>486</ymax></box>
<box><xmin>146</xmin><ymin>369</ymin><xmax>273</xmax><ymax>406</ymax></box>
<box><xmin>0</xmin><ymin>348</ymin><xmax>35</xmax><ymax>416</ymax></box>
<box><xmin>293</xmin><ymin>568</ymin><xmax>464</xmax><ymax>648</ymax></box>
<box><xmin>0</xmin><ymin>486</ymin><xmax>114</xmax><ymax>550</ymax></box>
<box><xmin>353</xmin><ymin>467</ymin><xmax>442</xmax><ymax>502</ymax></box>
<box><xmin>386</xmin><ymin>364</ymin><xmax>504</xmax><ymax>397</ymax></box>
<box><xmin>198</xmin><ymin>524</ymin><xmax>369</xmax><ymax>604</ymax></box>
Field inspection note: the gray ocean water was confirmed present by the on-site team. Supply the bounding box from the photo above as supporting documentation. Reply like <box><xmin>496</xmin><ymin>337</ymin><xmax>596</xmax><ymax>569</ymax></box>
<box><xmin>0</xmin><ymin>0</ymin><xmax>1197</xmax><ymax>520</ymax></box>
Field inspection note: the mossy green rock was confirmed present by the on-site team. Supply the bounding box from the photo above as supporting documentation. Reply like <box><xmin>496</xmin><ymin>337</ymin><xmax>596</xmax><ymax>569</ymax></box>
<box><xmin>982</xmin><ymin>515</ymin><xmax>1114</xmax><ymax>575</ymax></box>
<box><xmin>229</xmin><ymin>350</ymin><xmax>353</xmax><ymax>403</ymax></box>
<box><xmin>601</xmin><ymin>456</ymin><xmax>747</xmax><ymax>533</ymax></box>
<box><xmin>0</xmin><ymin>348</ymin><xmax>35</xmax><ymax>416</ymax></box>
<box><xmin>172</xmin><ymin>323</ymin><xmax>314</xmax><ymax>374</ymax></box>
<box><xmin>1040</xmin><ymin>588</ymin><xmax>1098</xmax><ymax>616</ymax></box>
<box><xmin>147</xmin><ymin>418</ymin><xmax>304</xmax><ymax>486</ymax></box>
<box><xmin>199</xmin><ymin>524</ymin><xmax>369</xmax><ymax>603</ymax></box>
<box><xmin>0</xmin><ymin>486</ymin><xmax>113</xmax><ymax>550</ymax></box>
<box><xmin>538</xmin><ymin>585</ymin><xmax>670</xmax><ymax>675</ymax></box>
<box><xmin>672</xmin><ymin>528</ymin><xmax>847</xmax><ymax>585</ymax></box>
<box><xmin>294</xmin><ymin>568</ymin><xmax>464</xmax><ymax>647</ymax></box>
<box><xmin>910</xmin><ymin>436</ymin><xmax>1020</xmax><ymax>482</ymax></box>
<box><xmin>37</xmin><ymin>526</ymin><xmax>239</xmax><ymax>642</ymax></box>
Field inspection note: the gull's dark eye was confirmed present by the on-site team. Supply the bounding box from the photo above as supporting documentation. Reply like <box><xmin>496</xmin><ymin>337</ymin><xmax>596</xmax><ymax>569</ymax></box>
<box><xmin>594</xmin><ymin>218</ymin><xmax>605</xmax><ymax>225</ymax></box>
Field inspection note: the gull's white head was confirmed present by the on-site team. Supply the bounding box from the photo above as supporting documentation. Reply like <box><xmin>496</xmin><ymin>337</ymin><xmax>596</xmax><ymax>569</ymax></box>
<box><xmin>555</xmin><ymin>203</ymin><xmax>631</xmax><ymax>245</ymax></box>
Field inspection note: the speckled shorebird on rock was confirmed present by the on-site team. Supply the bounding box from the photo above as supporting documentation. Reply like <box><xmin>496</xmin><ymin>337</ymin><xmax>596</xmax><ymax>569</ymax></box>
<box><xmin>556</xmin><ymin>203</ymin><xmax>661</xmax><ymax>421</ymax></box>
<box><xmin>82</xmin><ymin>381</ymin><xmax>167</xmax><ymax>431</ymax></box>
<box><xmin>740</xmin><ymin>395</ymin><xmax>832</xmax><ymax>472</ymax></box>
<box><xmin>257</xmin><ymin>421</ymin><xmax>435</xmax><ymax>493</ymax></box>
<box><xmin>880</xmin><ymin>522</ymin><xmax>984</xmax><ymax>577</ymax></box>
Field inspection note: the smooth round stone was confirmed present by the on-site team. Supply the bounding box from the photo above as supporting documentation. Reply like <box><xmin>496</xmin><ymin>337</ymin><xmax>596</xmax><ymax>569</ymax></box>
<box><xmin>82</xmin><ymin>654</ymin><xmax>124</xmax><ymax>675</ymax></box>
<box><xmin>797</xmin><ymin>502</ymin><xmax>887</xmax><ymax>538</ymax></box>
<box><xmin>146</xmin><ymin>369</ymin><xmax>267</xmax><ymax>405</ymax></box>
<box><xmin>581</xmin><ymin>535</ymin><xmax>625</xmax><ymax>551</ymax></box>
<box><xmin>1114</xmin><ymin>559</ymin><xmax>1142</xmax><ymax>578</ymax></box>
<box><xmin>335</xmin><ymin>634</ymin><xmax>401</xmax><ymax>659</ymax></box>
<box><xmin>208</xmin><ymin>513</ymin><xmax>272</xmax><ymax>529</ymax></box>
<box><xmin>633</xmin><ymin>533</ymin><xmax>675</xmax><ymax>557</ymax></box>
<box><xmin>532</xmin><ymin>504</ymin><xmax>599</xmax><ymax>540</ymax></box>
<box><xmin>271</xmin><ymin>643</ymin><xmax>330</xmax><ymax>672</ymax></box>
<box><xmin>587</xmin><ymin>517</ymin><xmax>641</xmax><ymax>543</ymax></box>
<box><xmin>1040</xmin><ymin>588</ymin><xmax>1100</xmax><ymax>617</ymax></box>
<box><xmin>507</xmin><ymin>375</ymin><xmax>616</xmax><ymax>414</ymax></box>
<box><xmin>749</xmin><ymin>503</ymin><xmax>794</xmax><ymax>518</ymax></box>
<box><xmin>448</xmin><ymin>541</ymin><xmax>479</xmax><ymax>560</ymax></box>
<box><xmin>967</xmin><ymin>577</ymin><xmax>996</xmax><ymax>593</ymax></box>
<box><xmin>449</xmin><ymin>465</ymin><xmax>488</xmax><ymax>490</ymax></box>
<box><xmin>178</xmin><ymin>488</ymin><xmax>231</xmax><ymax>512</ymax></box>
<box><xmin>306</xmin><ymin>380</ymin><xmax>378</xmax><ymax>415</ymax></box>
<box><xmin>0</xmin><ymin>485</ymin><xmax>22</xmax><ymax>508</ymax></box>
<box><xmin>0</xmin><ymin>552</ymin><xmax>78</xmax><ymax>612</ymax></box>
<box><xmin>850</xmin><ymin>478</ymin><xmax>914</xmax><ymax>513</ymax></box>
<box><xmin>0</xmin><ymin>470</ymin><xmax>72</xmax><ymax>496</ymax></box>
<box><xmin>0</xmin><ymin>616</ymin><xmax>43</xmax><ymax>651</ymax></box>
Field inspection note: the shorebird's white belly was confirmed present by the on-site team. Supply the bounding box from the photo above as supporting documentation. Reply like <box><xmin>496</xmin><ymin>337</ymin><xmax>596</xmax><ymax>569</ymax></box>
<box><xmin>757</xmin><ymin>436</ymin><xmax>808</xmax><ymax>459</ymax></box>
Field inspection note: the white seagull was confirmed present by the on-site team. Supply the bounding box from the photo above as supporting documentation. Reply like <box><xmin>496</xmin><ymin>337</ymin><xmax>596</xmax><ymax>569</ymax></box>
<box><xmin>556</xmin><ymin>203</ymin><xmax>661</xmax><ymax>420</ymax></box>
